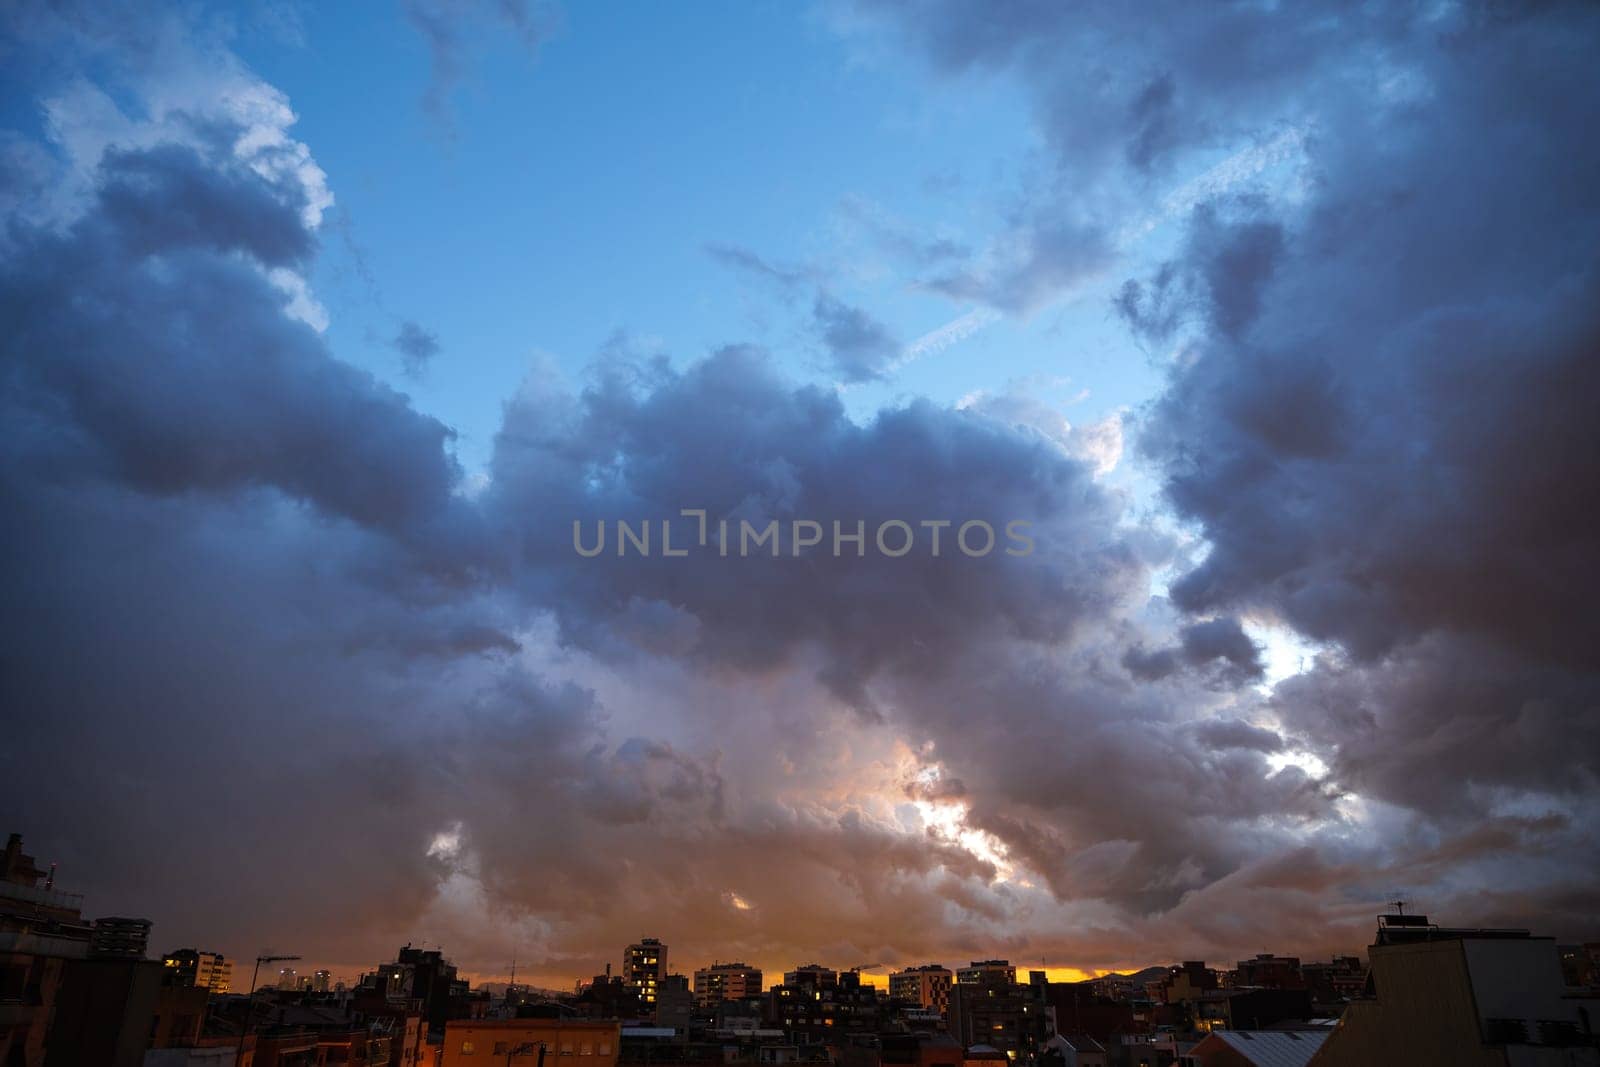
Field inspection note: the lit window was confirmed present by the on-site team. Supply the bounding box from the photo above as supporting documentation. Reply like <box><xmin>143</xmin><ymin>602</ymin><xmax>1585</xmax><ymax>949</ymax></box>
<box><xmin>461</xmin><ymin>1041</ymin><xmax>476</xmax><ymax>1055</ymax></box>
<box><xmin>581</xmin><ymin>1045</ymin><xmax>592</xmax><ymax>1056</ymax></box>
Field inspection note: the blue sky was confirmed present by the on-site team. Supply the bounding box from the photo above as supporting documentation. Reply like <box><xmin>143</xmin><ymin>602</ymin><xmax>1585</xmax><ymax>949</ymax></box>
<box><xmin>237</xmin><ymin>2</ymin><xmax>1164</xmax><ymax>479</ymax></box>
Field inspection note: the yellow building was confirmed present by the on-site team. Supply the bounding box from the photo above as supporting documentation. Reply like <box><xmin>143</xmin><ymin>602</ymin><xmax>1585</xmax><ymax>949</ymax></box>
<box><xmin>442</xmin><ymin>1019</ymin><xmax>622</xmax><ymax>1067</ymax></box>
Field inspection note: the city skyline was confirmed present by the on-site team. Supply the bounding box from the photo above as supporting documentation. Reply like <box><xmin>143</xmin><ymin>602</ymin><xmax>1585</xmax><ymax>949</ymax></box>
<box><xmin>2</xmin><ymin>0</ymin><xmax>1598</xmax><ymax>1013</ymax></box>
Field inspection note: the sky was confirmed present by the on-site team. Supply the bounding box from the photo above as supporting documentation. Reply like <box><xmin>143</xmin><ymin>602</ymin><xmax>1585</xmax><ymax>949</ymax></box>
<box><xmin>1</xmin><ymin>0</ymin><xmax>1597</xmax><ymax>990</ymax></box>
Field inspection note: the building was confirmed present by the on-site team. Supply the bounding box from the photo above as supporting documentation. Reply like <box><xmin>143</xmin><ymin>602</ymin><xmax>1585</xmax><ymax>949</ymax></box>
<box><xmin>198</xmin><ymin>951</ymin><xmax>231</xmax><ymax>993</ymax></box>
<box><xmin>316</xmin><ymin>1025</ymin><xmax>393</xmax><ymax>1065</ymax></box>
<box><xmin>575</xmin><ymin>973</ymin><xmax>644</xmax><ymax>1019</ymax></box>
<box><xmin>1297</xmin><ymin>957</ymin><xmax>1362</xmax><ymax>1011</ymax></box>
<box><xmin>45</xmin><ymin>955</ymin><xmax>165</xmax><ymax>1066</ymax></box>
<box><xmin>656</xmin><ymin>973</ymin><xmax>694</xmax><ymax>1032</ymax></box>
<box><xmin>623</xmin><ymin>938</ymin><xmax>667</xmax><ymax>1012</ymax></box>
<box><xmin>1229</xmin><ymin>955</ymin><xmax>1304</xmax><ymax>991</ymax></box>
<box><xmin>364</xmin><ymin>944</ymin><xmax>468</xmax><ymax>1033</ymax></box>
<box><xmin>162</xmin><ymin>949</ymin><xmax>231</xmax><ymax>994</ymax></box>
<box><xmin>1189</xmin><ymin>988</ymin><xmax>1314</xmax><ymax>1033</ymax></box>
<box><xmin>961</xmin><ymin>1044</ymin><xmax>1009</xmax><ymax>1067</ymax></box>
<box><xmin>1560</xmin><ymin>944</ymin><xmax>1600</xmax><ymax>990</ymax></box>
<box><xmin>0</xmin><ymin>833</ymin><xmax>91</xmax><ymax>1067</ymax></box>
<box><xmin>695</xmin><ymin>962</ymin><xmax>764</xmax><ymax>1004</ymax></box>
<box><xmin>441</xmin><ymin>1018</ymin><xmax>621</xmax><ymax>1067</ymax></box>
<box><xmin>880</xmin><ymin>1032</ymin><xmax>964</xmax><ymax>1067</ymax></box>
<box><xmin>144</xmin><ymin>1047</ymin><xmax>240</xmax><ymax>1067</ymax></box>
<box><xmin>89</xmin><ymin>916</ymin><xmax>151</xmax><ymax>959</ymax></box>
<box><xmin>1155</xmin><ymin>962</ymin><xmax>1219</xmax><ymax>1005</ymax></box>
<box><xmin>767</xmin><ymin>968</ymin><xmax>883</xmax><ymax>1041</ymax></box>
<box><xmin>1</xmin><ymin>835</ymin><xmax>168</xmax><ymax>1066</ymax></box>
<box><xmin>890</xmin><ymin>965</ymin><xmax>954</xmax><ymax>1016</ymax></box>
<box><xmin>163</xmin><ymin>948</ymin><xmax>201</xmax><ymax>986</ymax></box>
<box><xmin>1041</xmin><ymin>983</ymin><xmax>1140</xmax><ymax>1044</ymax></box>
<box><xmin>313</xmin><ymin>969</ymin><xmax>332</xmax><ymax>993</ymax></box>
<box><xmin>149</xmin><ymin>982</ymin><xmax>209</xmax><ymax>1048</ymax></box>
<box><xmin>351</xmin><ymin>1002</ymin><xmax>426</xmax><ymax>1067</ymax></box>
<box><xmin>783</xmin><ymin>964</ymin><xmax>838</xmax><ymax>991</ymax></box>
<box><xmin>956</xmin><ymin>961</ymin><xmax>1016</xmax><ymax>988</ymax></box>
<box><xmin>1308</xmin><ymin>912</ymin><xmax>1600</xmax><ymax>1065</ymax></box>
<box><xmin>947</xmin><ymin>971</ymin><xmax>1053</xmax><ymax>1061</ymax></box>
<box><xmin>1187</xmin><ymin>1029</ymin><xmax>1327</xmax><ymax>1067</ymax></box>
<box><xmin>1039</xmin><ymin>1032</ymin><xmax>1109</xmax><ymax>1067</ymax></box>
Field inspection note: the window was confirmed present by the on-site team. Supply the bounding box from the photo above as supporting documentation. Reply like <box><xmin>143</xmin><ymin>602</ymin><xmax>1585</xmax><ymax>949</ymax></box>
<box><xmin>598</xmin><ymin>1044</ymin><xmax>612</xmax><ymax>1056</ymax></box>
<box><xmin>495</xmin><ymin>1043</ymin><xmax>509</xmax><ymax>1055</ymax></box>
<box><xmin>562</xmin><ymin>1043</ymin><xmax>574</xmax><ymax>1055</ymax></box>
<box><xmin>461</xmin><ymin>1041</ymin><xmax>476</xmax><ymax>1055</ymax></box>
<box><xmin>580</xmin><ymin>1043</ymin><xmax>593</xmax><ymax>1055</ymax></box>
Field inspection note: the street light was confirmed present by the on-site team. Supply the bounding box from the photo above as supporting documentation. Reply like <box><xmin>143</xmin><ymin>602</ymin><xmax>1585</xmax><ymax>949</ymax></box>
<box><xmin>237</xmin><ymin>953</ymin><xmax>301</xmax><ymax>1065</ymax></box>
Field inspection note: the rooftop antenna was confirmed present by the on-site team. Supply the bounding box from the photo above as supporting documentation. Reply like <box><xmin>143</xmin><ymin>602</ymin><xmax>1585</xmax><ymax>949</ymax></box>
<box><xmin>1388</xmin><ymin>899</ymin><xmax>1408</xmax><ymax>916</ymax></box>
<box><xmin>509</xmin><ymin>957</ymin><xmax>517</xmax><ymax>994</ymax></box>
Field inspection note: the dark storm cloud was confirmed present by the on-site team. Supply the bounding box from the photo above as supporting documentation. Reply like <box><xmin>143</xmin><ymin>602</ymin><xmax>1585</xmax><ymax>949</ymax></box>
<box><xmin>1269</xmin><ymin>640</ymin><xmax>1600</xmax><ymax>818</ymax></box>
<box><xmin>8</xmin><ymin>0</ymin><xmax>1599</xmax><ymax>987</ymax></box>
<box><xmin>0</xmin><ymin>7</ymin><xmax>1215</xmax><ymax>974</ymax></box>
<box><xmin>812</xmin><ymin>294</ymin><xmax>899</xmax><ymax>383</ymax></box>
<box><xmin>1117</xmin><ymin>3</ymin><xmax>1600</xmax><ymax>877</ymax></box>
<box><xmin>473</xmin><ymin>342</ymin><xmax>1340</xmax><ymax>927</ymax></box>
<box><xmin>1192</xmin><ymin>719</ymin><xmax>1282</xmax><ymax>755</ymax></box>
<box><xmin>1122</xmin><ymin>616</ymin><xmax>1263</xmax><ymax>688</ymax></box>
<box><xmin>1130</xmin><ymin>2</ymin><xmax>1600</xmax><ymax>728</ymax></box>
<box><xmin>859</xmin><ymin>0</ymin><xmax>1600</xmax><ymax>939</ymax></box>
<box><xmin>483</xmin><ymin>342</ymin><xmax>1152</xmax><ymax>708</ymax></box>
<box><xmin>0</xmin><ymin>138</ymin><xmax>477</xmax><ymax>554</ymax></box>
<box><xmin>1179</xmin><ymin>617</ymin><xmax>1264</xmax><ymax>685</ymax></box>
<box><xmin>878</xmin><ymin>641</ymin><xmax>1325</xmax><ymax>916</ymax></box>
<box><xmin>96</xmin><ymin>142</ymin><xmax>314</xmax><ymax>267</ymax></box>
<box><xmin>1115</xmin><ymin>207</ymin><xmax>1284</xmax><ymax>347</ymax></box>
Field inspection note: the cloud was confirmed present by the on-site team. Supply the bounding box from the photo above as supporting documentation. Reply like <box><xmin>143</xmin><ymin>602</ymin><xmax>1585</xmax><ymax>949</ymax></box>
<box><xmin>393</xmin><ymin>320</ymin><xmax>442</xmax><ymax>377</ymax></box>
<box><xmin>923</xmin><ymin>216</ymin><xmax>1114</xmax><ymax>315</ymax></box>
<box><xmin>3</xmin><ymin>0</ymin><xmax>1598</xmax><ymax>991</ymax></box>
<box><xmin>1114</xmin><ymin>8</ymin><xmax>1600</xmax><ymax>835</ymax></box>
<box><xmin>704</xmin><ymin>242</ymin><xmax>816</xmax><ymax>291</ymax></box>
<box><xmin>484</xmin><ymin>343</ymin><xmax>1154</xmax><ymax>705</ymax></box>
<box><xmin>812</xmin><ymin>295</ymin><xmax>900</xmax><ymax>383</ymax></box>
<box><xmin>1</xmin><ymin>6</ymin><xmax>1299</xmax><ymax>977</ymax></box>
<box><xmin>849</xmin><ymin>0</ymin><xmax>1600</xmax><ymax>938</ymax></box>
<box><xmin>402</xmin><ymin>0</ymin><xmax>552</xmax><ymax>127</ymax></box>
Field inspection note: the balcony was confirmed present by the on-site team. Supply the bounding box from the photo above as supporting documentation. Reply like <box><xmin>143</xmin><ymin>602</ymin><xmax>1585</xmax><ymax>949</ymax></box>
<box><xmin>0</xmin><ymin>882</ymin><xmax>85</xmax><ymax>911</ymax></box>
